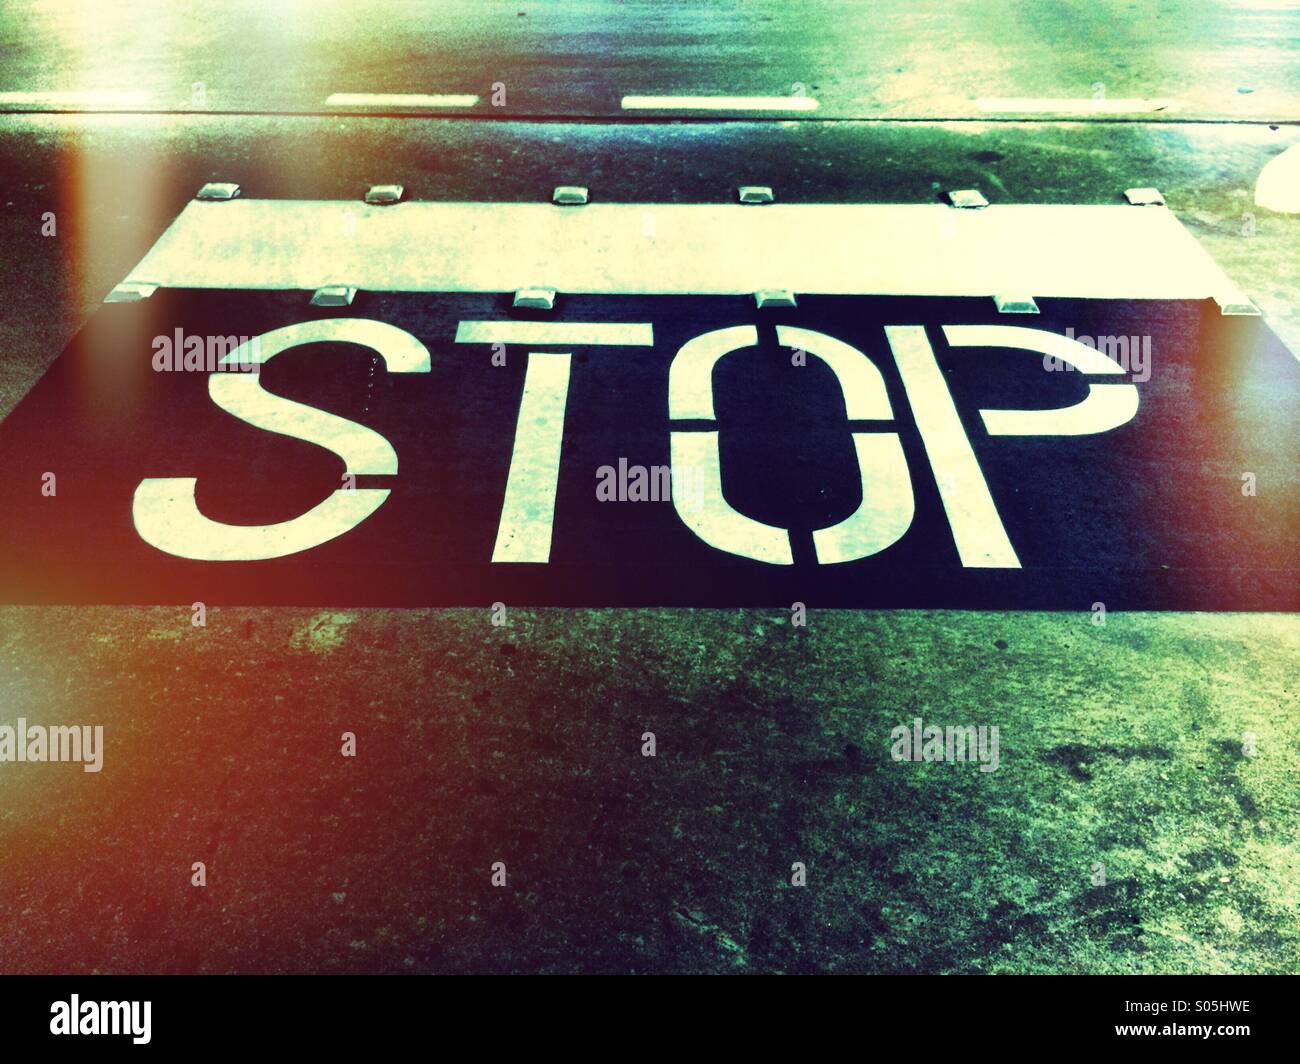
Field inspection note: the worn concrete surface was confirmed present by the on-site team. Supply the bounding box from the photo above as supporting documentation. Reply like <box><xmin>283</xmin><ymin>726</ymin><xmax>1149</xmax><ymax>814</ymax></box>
<box><xmin>0</xmin><ymin>607</ymin><xmax>1295</xmax><ymax>973</ymax></box>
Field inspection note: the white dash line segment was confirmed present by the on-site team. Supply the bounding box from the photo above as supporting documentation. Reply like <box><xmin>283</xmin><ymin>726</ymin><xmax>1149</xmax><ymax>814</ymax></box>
<box><xmin>325</xmin><ymin>92</ymin><xmax>480</xmax><ymax>109</ymax></box>
<box><xmin>621</xmin><ymin>94</ymin><xmax>819</xmax><ymax>113</ymax></box>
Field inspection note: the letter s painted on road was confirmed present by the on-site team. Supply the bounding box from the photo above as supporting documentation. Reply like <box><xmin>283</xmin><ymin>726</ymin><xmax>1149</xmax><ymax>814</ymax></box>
<box><xmin>132</xmin><ymin>319</ymin><xmax>430</xmax><ymax>561</ymax></box>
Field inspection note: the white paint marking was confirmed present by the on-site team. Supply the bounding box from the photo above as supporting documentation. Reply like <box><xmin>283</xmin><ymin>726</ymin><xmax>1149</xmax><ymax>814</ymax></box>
<box><xmin>670</xmin><ymin>431</ymin><xmax>793</xmax><ymax>565</ymax></box>
<box><xmin>133</xmin><ymin>481</ymin><xmax>391</xmax><ymax>563</ymax></box>
<box><xmin>983</xmin><ymin>384</ymin><xmax>1139</xmax><ymax>437</ymax></box>
<box><xmin>812</xmin><ymin>434</ymin><xmax>915</xmax><ymax>565</ymax></box>
<box><xmin>493</xmin><ymin>354</ymin><xmax>572</xmax><ymax>564</ymax></box>
<box><xmin>945</xmin><ymin>325</ymin><xmax>1127</xmax><ymax>375</ymax></box>
<box><xmin>135</xmin><ymin>319</ymin><xmax>431</xmax><ymax>562</ymax></box>
<box><xmin>943</xmin><ymin>325</ymin><xmax>1140</xmax><ymax>437</ymax></box>
<box><xmin>455</xmin><ymin>322</ymin><xmax>653</xmax><ymax>347</ymax></box>
<box><xmin>669</xmin><ymin>326</ymin><xmax>758</xmax><ymax>420</ymax></box>
<box><xmin>975</xmin><ymin>97</ymin><xmax>1179</xmax><ymax>114</ymax></box>
<box><xmin>776</xmin><ymin>326</ymin><xmax>893</xmax><ymax>420</ymax></box>
<box><xmin>886</xmin><ymin>325</ymin><xmax>1020</xmax><ymax>569</ymax></box>
<box><xmin>325</xmin><ymin>92</ymin><xmax>480</xmax><ymax>109</ymax></box>
<box><xmin>211</xmin><ymin>320</ymin><xmax>428</xmax><ymax>476</ymax></box>
<box><xmin>122</xmin><ymin>201</ymin><xmax>1249</xmax><ymax>302</ymax></box>
<box><xmin>622</xmin><ymin>94</ymin><xmax>819</xmax><ymax>112</ymax></box>
<box><xmin>1255</xmin><ymin>143</ymin><xmax>1300</xmax><ymax>213</ymax></box>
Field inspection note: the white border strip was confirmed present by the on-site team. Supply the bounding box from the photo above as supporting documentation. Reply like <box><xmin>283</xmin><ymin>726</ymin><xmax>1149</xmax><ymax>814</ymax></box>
<box><xmin>120</xmin><ymin>200</ymin><xmax>1247</xmax><ymax>303</ymax></box>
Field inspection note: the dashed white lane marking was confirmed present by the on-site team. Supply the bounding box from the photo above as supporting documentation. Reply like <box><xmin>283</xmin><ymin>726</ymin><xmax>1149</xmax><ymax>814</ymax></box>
<box><xmin>622</xmin><ymin>94</ymin><xmax>819</xmax><ymax>112</ymax></box>
<box><xmin>325</xmin><ymin>92</ymin><xmax>480</xmax><ymax>109</ymax></box>
<box><xmin>1255</xmin><ymin>142</ymin><xmax>1300</xmax><ymax>213</ymax></box>
<box><xmin>976</xmin><ymin>97</ymin><xmax>1180</xmax><ymax>114</ymax></box>
<box><xmin>0</xmin><ymin>90</ymin><xmax>152</xmax><ymax>107</ymax></box>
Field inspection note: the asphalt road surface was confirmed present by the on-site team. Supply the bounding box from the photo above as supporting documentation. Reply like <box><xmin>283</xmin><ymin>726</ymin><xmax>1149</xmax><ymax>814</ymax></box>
<box><xmin>0</xmin><ymin>0</ymin><xmax>1298</xmax><ymax>119</ymax></box>
<box><xmin>0</xmin><ymin>1</ymin><xmax>1296</xmax><ymax>975</ymax></box>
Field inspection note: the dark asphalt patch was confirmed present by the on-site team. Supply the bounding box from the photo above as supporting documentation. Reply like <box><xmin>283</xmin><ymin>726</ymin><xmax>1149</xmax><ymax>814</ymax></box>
<box><xmin>0</xmin><ymin>291</ymin><xmax>1294</xmax><ymax>608</ymax></box>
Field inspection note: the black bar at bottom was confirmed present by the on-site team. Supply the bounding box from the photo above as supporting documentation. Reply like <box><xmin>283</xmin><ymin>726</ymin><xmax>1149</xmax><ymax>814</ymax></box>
<box><xmin>0</xmin><ymin>973</ymin><xmax>1288</xmax><ymax>1051</ymax></box>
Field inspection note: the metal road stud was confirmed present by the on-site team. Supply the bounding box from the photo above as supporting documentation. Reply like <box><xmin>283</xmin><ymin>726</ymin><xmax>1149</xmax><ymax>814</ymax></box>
<box><xmin>195</xmin><ymin>182</ymin><xmax>241</xmax><ymax>201</ymax></box>
<box><xmin>364</xmin><ymin>184</ymin><xmax>405</xmax><ymax>205</ymax></box>
<box><xmin>738</xmin><ymin>186</ymin><xmax>775</xmax><ymax>205</ymax></box>
<box><xmin>993</xmin><ymin>294</ymin><xmax>1040</xmax><ymax>314</ymax></box>
<box><xmin>310</xmin><ymin>285</ymin><xmax>358</xmax><ymax>307</ymax></box>
<box><xmin>552</xmin><ymin>186</ymin><xmax>590</xmax><ymax>205</ymax></box>
<box><xmin>1124</xmin><ymin>187</ymin><xmax>1166</xmax><ymax>207</ymax></box>
<box><xmin>1215</xmin><ymin>292</ymin><xmax>1261</xmax><ymax>316</ymax></box>
<box><xmin>754</xmin><ymin>289</ymin><xmax>798</xmax><ymax>308</ymax></box>
<box><xmin>513</xmin><ymin>288</ymin><xmax>557</xmax><ymax>311</ymax></box>
<box><xmin>104</xmin><ymin>282</ymin><xmax>158</xmax><ymax>303</ymax></box>
<box><xmin>947</xmin><ymin>189</ymin><xmax>989</xmax><ymax>209</ymax></box>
